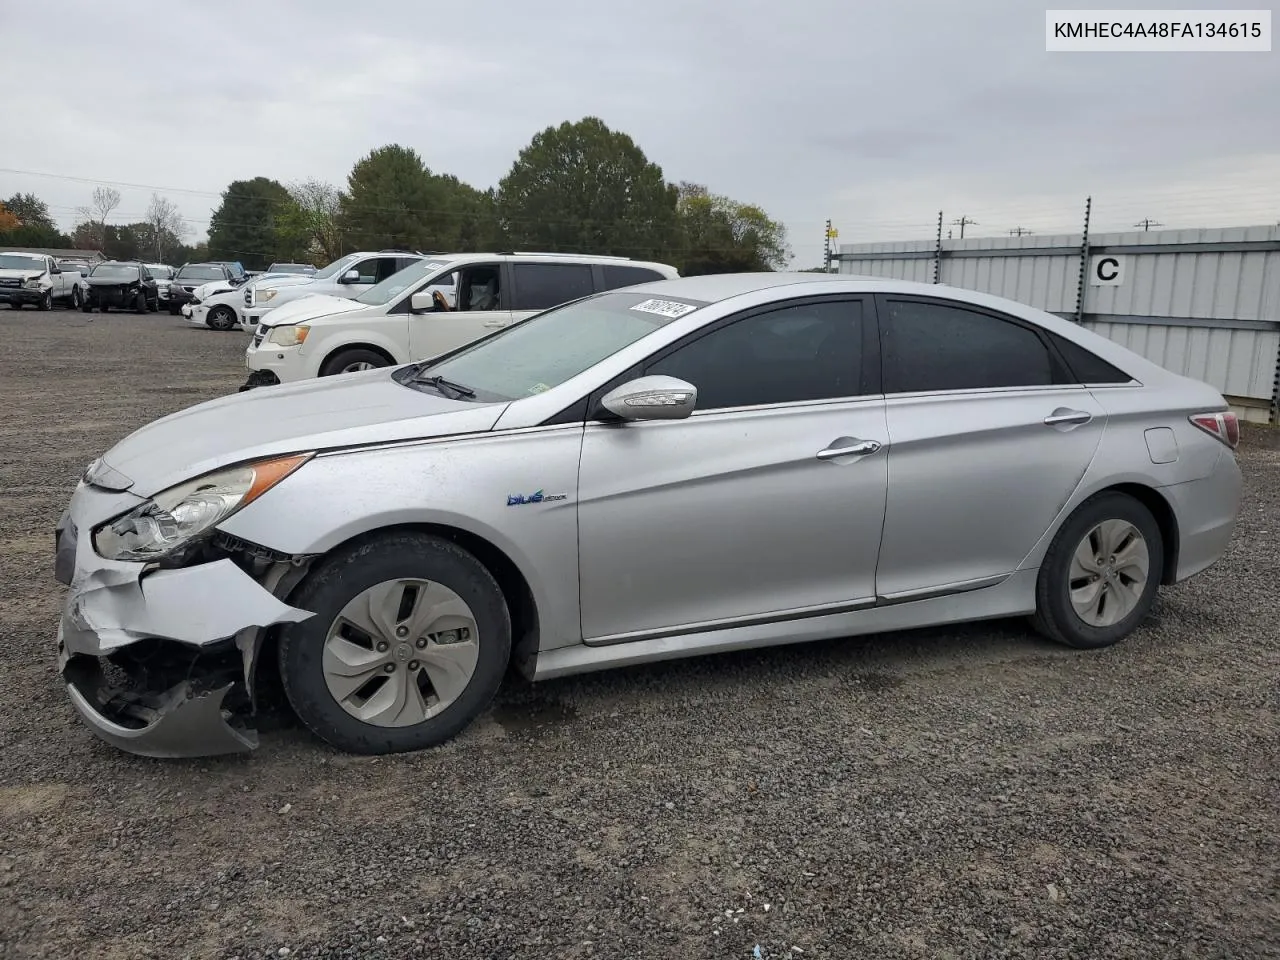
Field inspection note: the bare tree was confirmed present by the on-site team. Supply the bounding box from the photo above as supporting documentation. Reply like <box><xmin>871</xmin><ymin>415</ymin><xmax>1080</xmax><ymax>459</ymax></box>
<box><xmin>74</xmin><ymin>186</ymin><xmax>121</xmax><ymax>251</ymax></box>
<box><xmin>144</xmin><ymin>193</ymin><xmax>189</xmax><ymax>261</ymax></box>
<box><xmin>285</xmin><ymin>179</ymin><xmax>345</xmax><ymax>262</ymax></box>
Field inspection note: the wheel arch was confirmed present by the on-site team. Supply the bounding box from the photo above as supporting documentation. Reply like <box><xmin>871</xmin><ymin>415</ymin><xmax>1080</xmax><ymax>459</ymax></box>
<box><xmin>319</xmin><ymin>341</ymin><xmax>400</xmax><ymax>375</ymax></box>
<box><xmin>1096</xmin><ymin>482</ymin><xmax>1180</xmax><ymax>585</ymax></box>
<box><xmin>276</xmin><ymin>521</ymin><xmax>540</xmax><ymax>676</ymax></box>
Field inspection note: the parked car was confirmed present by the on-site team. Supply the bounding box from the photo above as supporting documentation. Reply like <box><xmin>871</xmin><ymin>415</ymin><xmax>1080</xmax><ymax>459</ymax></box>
<box><xmin>80</xmin><ymin>261</ymin><xmax>160</xmax><ymax>313</ymax></box>
<box><xmin>167</xmin><ymin>262</ymin><xmax>246</xmax><ymax>315</ymax></box>
<box><xmin>267</xmin><ymin>262</ymin><xmax>317</xmax><ymax>277</ymax></box>
<box><xmin>52</xmin><ymin>274</ymin><xmax>1242</xmax><ymax>758</ymax></box>
<box><xmin>241</xmin><ymin>253</ymin><xmax>678</xmax><ymax>388</ymax></box>
<box><xmin>184</xmin><ymin>271</ymin><xmax>315</xmax><ymax>331</ymax></box>
<box><xmin>146</xmin><ymin>264</ymin><xmax>175</xmax><ymax>306</ymax></box>
<box><xmin>240</xmin><ymin>250</ymin><xmax>427</xmax><ymax>329</ymax></box>
<box><xmin>0</xmin><ymin>251</ymin><xmax>80</xmax><ymax>310</ymax></box>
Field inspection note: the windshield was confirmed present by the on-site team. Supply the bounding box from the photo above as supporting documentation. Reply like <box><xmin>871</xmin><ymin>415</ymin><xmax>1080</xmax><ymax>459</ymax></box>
<box><xmin>176</xmin><ymin>265</ymin><xmax>225</xmax><ymax>281</ymax></box>
<box><xmin>311</xmin><ymin>254</ymin><xmax>361</xmax><ymax>281</ymax></box>
<box><xmin>0</xmin><ymin>254</ymin><xmax>44</xmax><ymax>271</ymax></box>
<box><xmin>90</xmin><ymin>264</ymin><xmax>140</xmax><ymax>280</ymax></box>
<box><xmin>355</xmin><ymin>258</ymin><xmax>453</xmax><ymax>307</ymax></box>
<box><xmin>412</xmin><ymin>291</ymin><xmax>700</xmax><ymax>401</ymax></box>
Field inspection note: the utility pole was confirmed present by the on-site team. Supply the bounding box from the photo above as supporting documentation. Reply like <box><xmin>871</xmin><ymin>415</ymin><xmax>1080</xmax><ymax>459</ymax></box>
<box><xmin>823</xmin><ymin>220</ymin><xmax>838</xmax><ymax>273</ymax></box>
<box><xmin>1133</xmin><ymin>217</ymin><xmax>1162</xmax><ymax>231</ymax></box>
<box><xmin>1009</xmin><ymin>226</ymin><xmax>1033</xmax><ymax>236</ymax></box>
<box><xmin>951</xmin><ymin>215</ymin><xmax>977</xmax><ymax>238</ymax></box>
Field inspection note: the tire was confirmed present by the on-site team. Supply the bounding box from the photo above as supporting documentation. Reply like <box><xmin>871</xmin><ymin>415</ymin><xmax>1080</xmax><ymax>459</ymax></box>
<box><xmin>72</xmin><ymin>287</ymin><xmax>83</xmax><ymax>309</ymax></box>
<box><xmin>147</xmin><ymin>295</ymin><xmax>158</xmax><ymax>313</ymax></box>
<box><xmin>11</xmin><ymin>302</ymin><xmax>21</xmax><ymax>310</ymax></box>
<box><xmin>278</xmin><ymin>532</ymin><xmax>512</xmax><ymax>755</ymax></box>
<box><xmin>38</xmin><ymin>291</ymin><xmax>52</xmax><ymax>311</ymax></box>
<box><xmin>81</xmin><ymin>300</ymin><xmax>92</xmax><ymax>313</ymax></box>
<box><xmin>206</xmin><ymin>305</ymin><xmax>237</xmax><ymax>331</ymax></box>
<box><xmin>1032</xmin><ymin>491</ymin><xmax>1164</xmax><ymax>650</ymax></box>
<box><xmin>100</xmin><ymin>303</ymin><xmax>109</xmax><ymax>313</ymax></box>
<box><xmin>320</xmin><ymin>347</ymin><xmax>391</xmax><ymax>376</ymax></box>
<box><xmin>168</xmin><ymin>303</ymin><xmax>180</xmax><ymax>316</ymax></box>
<box><xmin>134</xmin><ymin>290</ymin><xmax>147</xmax><ymax>314</ymax></box>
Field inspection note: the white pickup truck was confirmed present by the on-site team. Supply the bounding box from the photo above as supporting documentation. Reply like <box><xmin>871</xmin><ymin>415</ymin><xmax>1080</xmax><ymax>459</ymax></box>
<box><xmin>0</xmin><ymin>252</ymin><xmax>82</xmax><ymax>310</ymax></box>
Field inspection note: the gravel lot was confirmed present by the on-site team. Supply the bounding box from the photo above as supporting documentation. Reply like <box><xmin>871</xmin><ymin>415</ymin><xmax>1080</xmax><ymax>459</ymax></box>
<box><xmin>0</xmin><ymin>307</ymin><xmax>1277</xmax><ymax>960</ymax></box>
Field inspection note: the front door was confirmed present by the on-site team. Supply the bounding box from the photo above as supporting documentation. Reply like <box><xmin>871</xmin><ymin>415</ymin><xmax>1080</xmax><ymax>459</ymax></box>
<box><xmin>408</xmin><ymin>263</ymin><xmax>511</xmax><ymax>361</ymax></box>
<box><xmin>576</xmin><ymin>296</ymin><xmax>888</xmax><ymax>642</ymax></box>
<box><xmin>872</xmin><ymin>295</ymin><xmax>1107</xmax><ymax>599</ymax></box>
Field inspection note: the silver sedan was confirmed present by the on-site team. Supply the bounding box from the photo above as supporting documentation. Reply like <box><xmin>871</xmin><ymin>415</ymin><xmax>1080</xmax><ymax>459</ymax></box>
<box><xmin>53</xmin><ymin>274</ymin><xmax>1242</xmax><ymax>757</ymax></box>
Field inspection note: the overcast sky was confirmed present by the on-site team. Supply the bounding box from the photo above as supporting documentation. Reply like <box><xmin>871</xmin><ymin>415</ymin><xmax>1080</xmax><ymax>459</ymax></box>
<box><xmin>4</xmin><ymin>0</ymin><xmax>1277</xmax><ymax>266</ymax></box>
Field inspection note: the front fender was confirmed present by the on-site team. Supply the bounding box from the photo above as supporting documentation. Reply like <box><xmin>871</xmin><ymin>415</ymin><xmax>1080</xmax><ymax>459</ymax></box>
<box><xmin>303</xmin><ymin>327</ymin><xmax>410</xmax><ymax>377</ymax></box>
<box><xmin>215</xmin><ymin>425</ymin><xmax>587</xmax><ymax>651</ymax></box>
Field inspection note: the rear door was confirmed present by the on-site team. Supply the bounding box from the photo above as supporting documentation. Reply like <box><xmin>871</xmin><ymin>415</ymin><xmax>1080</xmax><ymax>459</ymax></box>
<box><xmin>508</xmin><ymin>261</ymin><xmax>596</xmax><ymax>324</ymax></box>
<box><xmin>872</xmin><ymin>295</ymin><xmax>1106</xmax><ymax>601</ymax></box>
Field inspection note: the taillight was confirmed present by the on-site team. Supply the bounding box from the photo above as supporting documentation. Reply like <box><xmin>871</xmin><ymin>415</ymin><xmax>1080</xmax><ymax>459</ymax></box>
<box><xmin>1189</xmin><ymin>411</ymin><xmax>1240</xmax><ymax>449</ymax></box>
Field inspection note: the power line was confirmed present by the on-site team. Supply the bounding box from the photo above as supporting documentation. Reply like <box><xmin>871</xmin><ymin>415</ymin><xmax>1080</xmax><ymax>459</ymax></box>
<box><xmin>1008</xmin><ymin>226</ymin><xmax>1033</xmax><ymax>236</ymax></box>
<box><xmin>1133</xmin><ymin>217</ymin><xmax>1163</xmax><ymax>231</ymax></box>
<box><xmin>951</xmin><ymin>215</ymin><xmax>978</xmax><ymax>239</ymax></box>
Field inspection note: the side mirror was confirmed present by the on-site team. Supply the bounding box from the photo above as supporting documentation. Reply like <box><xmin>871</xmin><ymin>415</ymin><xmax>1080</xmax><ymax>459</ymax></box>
<box><xmin>410</xmin><ymin>291</ymin><xmax>435</xmax><ymax>312</ymax></box>
<box><xmin>340</xmin><ymin>269</ymin><xmax>361</xmax><ymax>284</ymax></box>
<box><xmin>50</xmin><ymin>265</ymin><xmax>61</xmax><ymax>275</ymax></box>
<box><xmin>600</xmin><ymin>375</ymin><xmax>697</xmax><ymax>421</ymax></box>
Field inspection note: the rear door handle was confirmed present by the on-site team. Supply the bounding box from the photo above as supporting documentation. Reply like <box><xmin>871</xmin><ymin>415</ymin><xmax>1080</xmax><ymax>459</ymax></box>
<box><xmin>1044</xmin><ymin>408</ymin><xmax>1093</xmax><ymax>426</ymax></box>
<box><xmin>817</xmin><ymin>439</ymin><xmax>881</xmax><ymax>460</ymax></box>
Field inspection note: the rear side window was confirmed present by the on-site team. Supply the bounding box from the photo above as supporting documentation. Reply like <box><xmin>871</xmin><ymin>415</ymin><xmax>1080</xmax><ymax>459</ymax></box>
<box><xmin>881</xmin><ymin>299</ymin><xmax>1055</xmax><ymax>393</ymax></box>
<box><xmin>1046</xmin><ymin>332</ymin><xmax>1133</xmax><ymax>384</ymax></box>
<box><xmin>600</xmin><ymin>265</ymin><xmax>666</xmax><ymax>290</ymax></box>
<box><xmin>511</xmin><ymin>263</ymin><xmax>595</xmax><ymax>310</ymax></box>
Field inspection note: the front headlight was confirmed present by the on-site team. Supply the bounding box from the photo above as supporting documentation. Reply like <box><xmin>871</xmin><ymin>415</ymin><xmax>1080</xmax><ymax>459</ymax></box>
<box><xmin>24</xmin><ymin>277</ymin><xmax>41</xmax><ymax>289</ymax></box>
<box><xmin>259</xmin><ymin>288</ymin><xmax>278</xmax><ymax>303</ymax></box>
<box><xmin>266</xmin><ymin>324</ymin><xmax>309</xmax><ymax>347</ymax></box>
<box><xmin>92</xmin><ymin>453</ymin><xmax>311</xmax><ymax>561</ymax></box>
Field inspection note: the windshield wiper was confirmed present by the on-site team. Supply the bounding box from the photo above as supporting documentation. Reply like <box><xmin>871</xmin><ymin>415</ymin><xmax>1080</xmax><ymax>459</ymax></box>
<box><xmin>412</xmin><ymin>374</ymin><xmax>476</xmax><ymax>399</ymax></box>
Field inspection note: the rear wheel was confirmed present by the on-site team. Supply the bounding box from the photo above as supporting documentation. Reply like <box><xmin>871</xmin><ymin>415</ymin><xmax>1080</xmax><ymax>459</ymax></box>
<box><xmin>278</xmin><ymin>532</ymin><xmax>511</xmax><ymax>755</ymax></box>
<box><xmin>1032</xmin><ymin>492</ymin><xmax>1164</xmax><ymax>650</ymax></box>
<box><xmin>320</xmin><ymin>347</ymin><xmax>390</xmax><ymax>376</ymax></box>
<box><xmin>207</xmin><ymin>305</ymin><xmax>238</xmax><ymax>331</ymax></box>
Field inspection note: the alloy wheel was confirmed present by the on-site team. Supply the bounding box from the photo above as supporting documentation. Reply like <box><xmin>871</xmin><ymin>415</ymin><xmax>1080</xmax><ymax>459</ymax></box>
<box><xmin>1068</xmin><ymin>519</ymin><xmax>1150</xmax><ymax>627</ymax></box>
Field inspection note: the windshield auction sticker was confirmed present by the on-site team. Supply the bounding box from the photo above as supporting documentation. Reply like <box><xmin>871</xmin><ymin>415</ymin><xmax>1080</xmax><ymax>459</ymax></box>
<box><xmin>630</xmin><ymin>298</ymin><xmax>698</xmax><ymax>318</ymax></box>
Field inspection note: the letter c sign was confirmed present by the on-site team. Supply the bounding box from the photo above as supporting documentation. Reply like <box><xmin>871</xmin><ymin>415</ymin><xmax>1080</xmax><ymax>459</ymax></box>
<box><xmin>1089</xmin><ymin>254</ymin><xmax>1125</xmax><ymax>286</ymax></box>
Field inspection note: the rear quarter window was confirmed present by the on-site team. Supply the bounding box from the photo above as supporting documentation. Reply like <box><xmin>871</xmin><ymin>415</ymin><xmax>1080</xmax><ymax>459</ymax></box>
<box><xmin>600</xmin><ymin>265</ymin><xmax>667</xmax><ymax>290</ymax></box>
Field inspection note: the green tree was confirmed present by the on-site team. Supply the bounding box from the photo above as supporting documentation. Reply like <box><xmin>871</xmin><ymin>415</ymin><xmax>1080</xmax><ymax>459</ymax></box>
<box><xmin>207</xmin><ymin>177</ymin><xmax>292</xmax><ymax>270</ymax></box>
<box><xmin>0</xmin><ymin>192</ymin><xmax>71</xmax><ymax>247</ymax></box>
<box><xmin>496</xmin><ymin>117</ymin><xmax>678</xmax><ymax>259</ymax></box>
<box><xmin>340</xmin><ymin>145</ymin><xmax>477</xmax><ymax>253</ymax></box>
<box><xmin>675</xmin><ymin>182</ymin><xmax>790</xmax><ymax>275</ymax></box>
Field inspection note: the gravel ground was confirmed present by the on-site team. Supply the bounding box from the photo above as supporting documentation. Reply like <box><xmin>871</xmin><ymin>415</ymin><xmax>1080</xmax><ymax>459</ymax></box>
<box><xmin>0</xmin><ymin>307</ymin><xmax>1277</xmax><ymax>960</ymax></box>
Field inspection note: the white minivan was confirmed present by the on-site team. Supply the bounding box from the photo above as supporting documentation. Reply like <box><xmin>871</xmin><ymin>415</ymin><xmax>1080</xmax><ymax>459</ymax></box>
<box><xmin>240</xmin><ymin>252</ymin><xmax>679</xmax><ymax>390</ymax></box>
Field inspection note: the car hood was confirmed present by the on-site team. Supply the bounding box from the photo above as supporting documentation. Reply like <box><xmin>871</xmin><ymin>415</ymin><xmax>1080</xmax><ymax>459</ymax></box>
<box><xmin>95</xmin><ymin>367</ymin><xmax>509</xmax><ymax>498</ymax></box>
<box><xmin>86</xmin><ymin>275</ymin><xmax>141</xmax><ymax>286</ymax></box>
<box><xmin>193</xmin><ymin>280</ymin><xmax>234</xmax><ymax>299</ymax></box>
<box><xmin>251</xmin><ymin>275</ymin><xmax>314</xmax><ymax>295</ymax></box>
<box><xmin>259</xmin><ymin>294</ymin><xmax>365</xmax><ymax>327</ymax></box>
<box><xmin>0</xmin><ymin>269</ymin><xmax>42</xmax><ymax>281</ymax></box>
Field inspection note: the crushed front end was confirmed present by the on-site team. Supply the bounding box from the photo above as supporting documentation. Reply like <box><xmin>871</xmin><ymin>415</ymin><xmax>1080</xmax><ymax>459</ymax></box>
<box><xmin>54</xmin><ymin>474</ymin><xmax>315</xmax><ymax>758</ymax></box>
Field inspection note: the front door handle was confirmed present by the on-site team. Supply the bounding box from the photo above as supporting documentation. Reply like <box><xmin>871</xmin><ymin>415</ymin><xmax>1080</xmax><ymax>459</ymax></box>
<box><xmin>817</xmin><ymin>438</ymin><xmax>881</xmax><ymax>460</ymax></box>
<box><xmin>1043</xmin><ymin>408</ymin><xmax>1093</xmax><ymax>427</ymax></box>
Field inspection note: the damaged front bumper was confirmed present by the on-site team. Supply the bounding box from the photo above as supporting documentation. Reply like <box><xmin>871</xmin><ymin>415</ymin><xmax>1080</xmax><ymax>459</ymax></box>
<box><xmin>54</xmin><ymin>483</ymin><xmax>313</xmax><ymax>758</ymax></box>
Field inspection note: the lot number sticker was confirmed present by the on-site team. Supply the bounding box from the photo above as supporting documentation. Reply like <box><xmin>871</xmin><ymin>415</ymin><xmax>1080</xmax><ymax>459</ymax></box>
<box><xmin>631</xmin><ymin>298</ymin><xmax>698</xmax><ymax>318</ymax></box>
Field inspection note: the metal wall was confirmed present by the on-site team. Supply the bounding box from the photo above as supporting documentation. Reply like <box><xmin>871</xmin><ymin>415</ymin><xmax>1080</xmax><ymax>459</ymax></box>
<box><xmin>836</xmin><ymin>225</ymin><xmax>1280</xmax><ymax>423</ymax></box>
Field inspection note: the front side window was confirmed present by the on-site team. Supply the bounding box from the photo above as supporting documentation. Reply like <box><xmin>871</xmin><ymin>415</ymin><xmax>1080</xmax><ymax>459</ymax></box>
<box><xmin>311</xmin><ymin>254</ymin><xmax>361</xmax><ymax>280</ymax></box>
<box><xmin>645</xmin><ymin>299</ymin><xmax>866</xmax><ymax>411</ymax></box>
<box><xmin>406</xmin><ymin>290</ymin><xmax>701</xmax><ymax>401</ymax></box>
<box><xmin>511</xmin><ymin>263</ymin><xmax>595</xmax><ymax>311</ymax></box>
<box><xmin>880</xmin><ymin>299</ymin><xmax>1055</xmax><ymax>394</ymax></box>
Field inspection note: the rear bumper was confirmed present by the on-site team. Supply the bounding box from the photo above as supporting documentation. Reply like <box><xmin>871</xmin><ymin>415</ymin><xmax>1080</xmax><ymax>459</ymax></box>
<box><xmin>1163</xmin><ymin>448</ymin><xmax>1242</xmax><ymax>582</ymax></box>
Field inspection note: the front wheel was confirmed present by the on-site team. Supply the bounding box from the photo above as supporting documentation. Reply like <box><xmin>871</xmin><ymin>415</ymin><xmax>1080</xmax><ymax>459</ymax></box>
<box><xmin>206</xmin><ymin>305</ymin><xmax>238</xmax><ymax>331</ymax></box>
<box><xmin>134</xmin><ymin>290</ymin><xmax>148</xmax><ymax>314</ymax></box>
<box><xmin>320</xmin><ymin>348</ymin><xmax>391</xmax><ymax>376</ymax></box>
<box><xmin>38</xmin><ymin>291</ymin><xmax>52</xmax><ymax>311</ymax></box>
<box><xmin>1032</xmin><ymin>492</ymin><xmax>1164</xmax><ymax>650</ymax></box>
<box><xmin>72</xmin><ymin>287</ymin><xmax>83</xmax><ymax>309</ymax></box>
<box><xmin>278</xmin><ymin>532</ymin><xmax>512</xmax><ymax>755</ymax></box>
